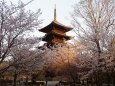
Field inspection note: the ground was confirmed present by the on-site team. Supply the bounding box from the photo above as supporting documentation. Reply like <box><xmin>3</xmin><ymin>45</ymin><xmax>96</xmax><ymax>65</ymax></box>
<box><xmin>1</xmin><ymin>81</ymin><xmax>114</xmax><ymax>86</ymax></box>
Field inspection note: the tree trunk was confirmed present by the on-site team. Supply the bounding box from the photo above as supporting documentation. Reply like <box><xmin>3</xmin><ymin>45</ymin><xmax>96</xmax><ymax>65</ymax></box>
<box><xmin>25</xmin><ymin>76</ymin><xmax>28</xmax><ymax>86</ymax></box>
<box><xmin>97</xmin><ymin>71</ymin><xmax>103</xmax><ymax>86</ymax></box>
<box><xmin>96</xmin><ymin>40</ymin><xmax>103</xmax><ymax>86</ymax></box>
<box><xmin>13</xmin><ymin>70</ymin><xmax>18</xmax><ymax>86</ymax></box>
<box><xmin>46</xmin><ymin>80</ymin><xmax>48</xmax><ymax>86</ymax></box>
<box><xmin>112</xmin><ymin>72</ymin><xmax>115</xmax><ymax>86</ymax></box>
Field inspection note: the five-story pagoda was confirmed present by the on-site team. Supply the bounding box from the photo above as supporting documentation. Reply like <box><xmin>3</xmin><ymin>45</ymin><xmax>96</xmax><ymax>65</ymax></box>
<box><xmin>39</xmin><ymin>6</ymin><xmax>73</xmax><ymax>47</ymax></box>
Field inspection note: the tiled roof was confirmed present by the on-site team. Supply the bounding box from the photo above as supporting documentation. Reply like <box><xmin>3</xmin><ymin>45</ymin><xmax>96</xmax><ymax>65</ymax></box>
<box><xmin>39</xmin><ymin>20</ymin><xmax>73</xmax><ymax>33</ymax></box>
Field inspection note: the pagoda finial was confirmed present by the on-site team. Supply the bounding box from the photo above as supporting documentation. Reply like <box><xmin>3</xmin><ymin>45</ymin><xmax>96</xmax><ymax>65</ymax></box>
<box><xmin>54</xmin><ymin>4</ymin><xmax>57</xmax><ymax>21</ymax></box>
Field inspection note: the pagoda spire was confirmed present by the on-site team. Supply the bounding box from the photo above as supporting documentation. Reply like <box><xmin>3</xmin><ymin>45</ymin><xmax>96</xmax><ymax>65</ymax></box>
<box><xmin>54</xmin><ymin>4</ymin><xmax>57</xmax><ymax>21</ymax></box>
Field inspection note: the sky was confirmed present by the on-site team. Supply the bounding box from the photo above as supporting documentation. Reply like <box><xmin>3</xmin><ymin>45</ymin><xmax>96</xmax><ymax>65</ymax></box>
<box><xmin>6</xmin><ymin>0</ymin><xmax>80</xmax><ymax>39</ymax></box>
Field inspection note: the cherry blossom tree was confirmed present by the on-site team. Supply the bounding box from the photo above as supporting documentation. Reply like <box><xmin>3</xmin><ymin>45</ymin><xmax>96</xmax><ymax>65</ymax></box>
<box><xmin>42</xmin><ymin>44</ymin><xmax>79</xmax><ymax>83</ymax></box>
<box><xmin>71</xmin><ymin>0</ymin><xmax>115</xmax><ymax>85</ymax></box>
<box><xmin>0</xmin><ymin>0</ymin><xmax>42</xmax><ymax>65</ymax></box>
<box><xmin>1</xmin><ymin>37</ymin><xmax>46</xmax><ymax>86</ymax></box>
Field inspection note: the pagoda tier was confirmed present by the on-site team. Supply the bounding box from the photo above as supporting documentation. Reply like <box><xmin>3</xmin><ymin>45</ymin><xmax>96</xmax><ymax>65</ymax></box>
<box><xmin>42</xmin><ymin>33</ymin><xmax>71</xmax><ymax>43</ymax></box>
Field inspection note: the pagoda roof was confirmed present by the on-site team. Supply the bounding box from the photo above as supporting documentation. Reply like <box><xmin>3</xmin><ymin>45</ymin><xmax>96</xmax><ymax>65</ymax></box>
<box><xmin>39</xmin><ymin>20</ymin><xmax>73</xmax><ymax>33</ymax></box>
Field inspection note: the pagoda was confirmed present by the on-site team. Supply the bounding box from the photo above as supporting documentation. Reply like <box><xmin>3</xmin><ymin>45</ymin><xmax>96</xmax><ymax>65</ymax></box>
<box><xmin>39</xmin><ymin>5</ymin><xmax>73</xmax><ymax>47</ymax></box>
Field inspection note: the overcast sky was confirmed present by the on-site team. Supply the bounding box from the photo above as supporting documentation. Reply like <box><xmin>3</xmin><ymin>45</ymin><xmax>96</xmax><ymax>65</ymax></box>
<box><xmin>6</xmin><ymin>0</ymin><xmax>79</xmax><ymax>25</ymax></box>
<box><xmin>6</xmin><ymin>0</ymin><xmax>80</xmax><ymax>39</ymax></box>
